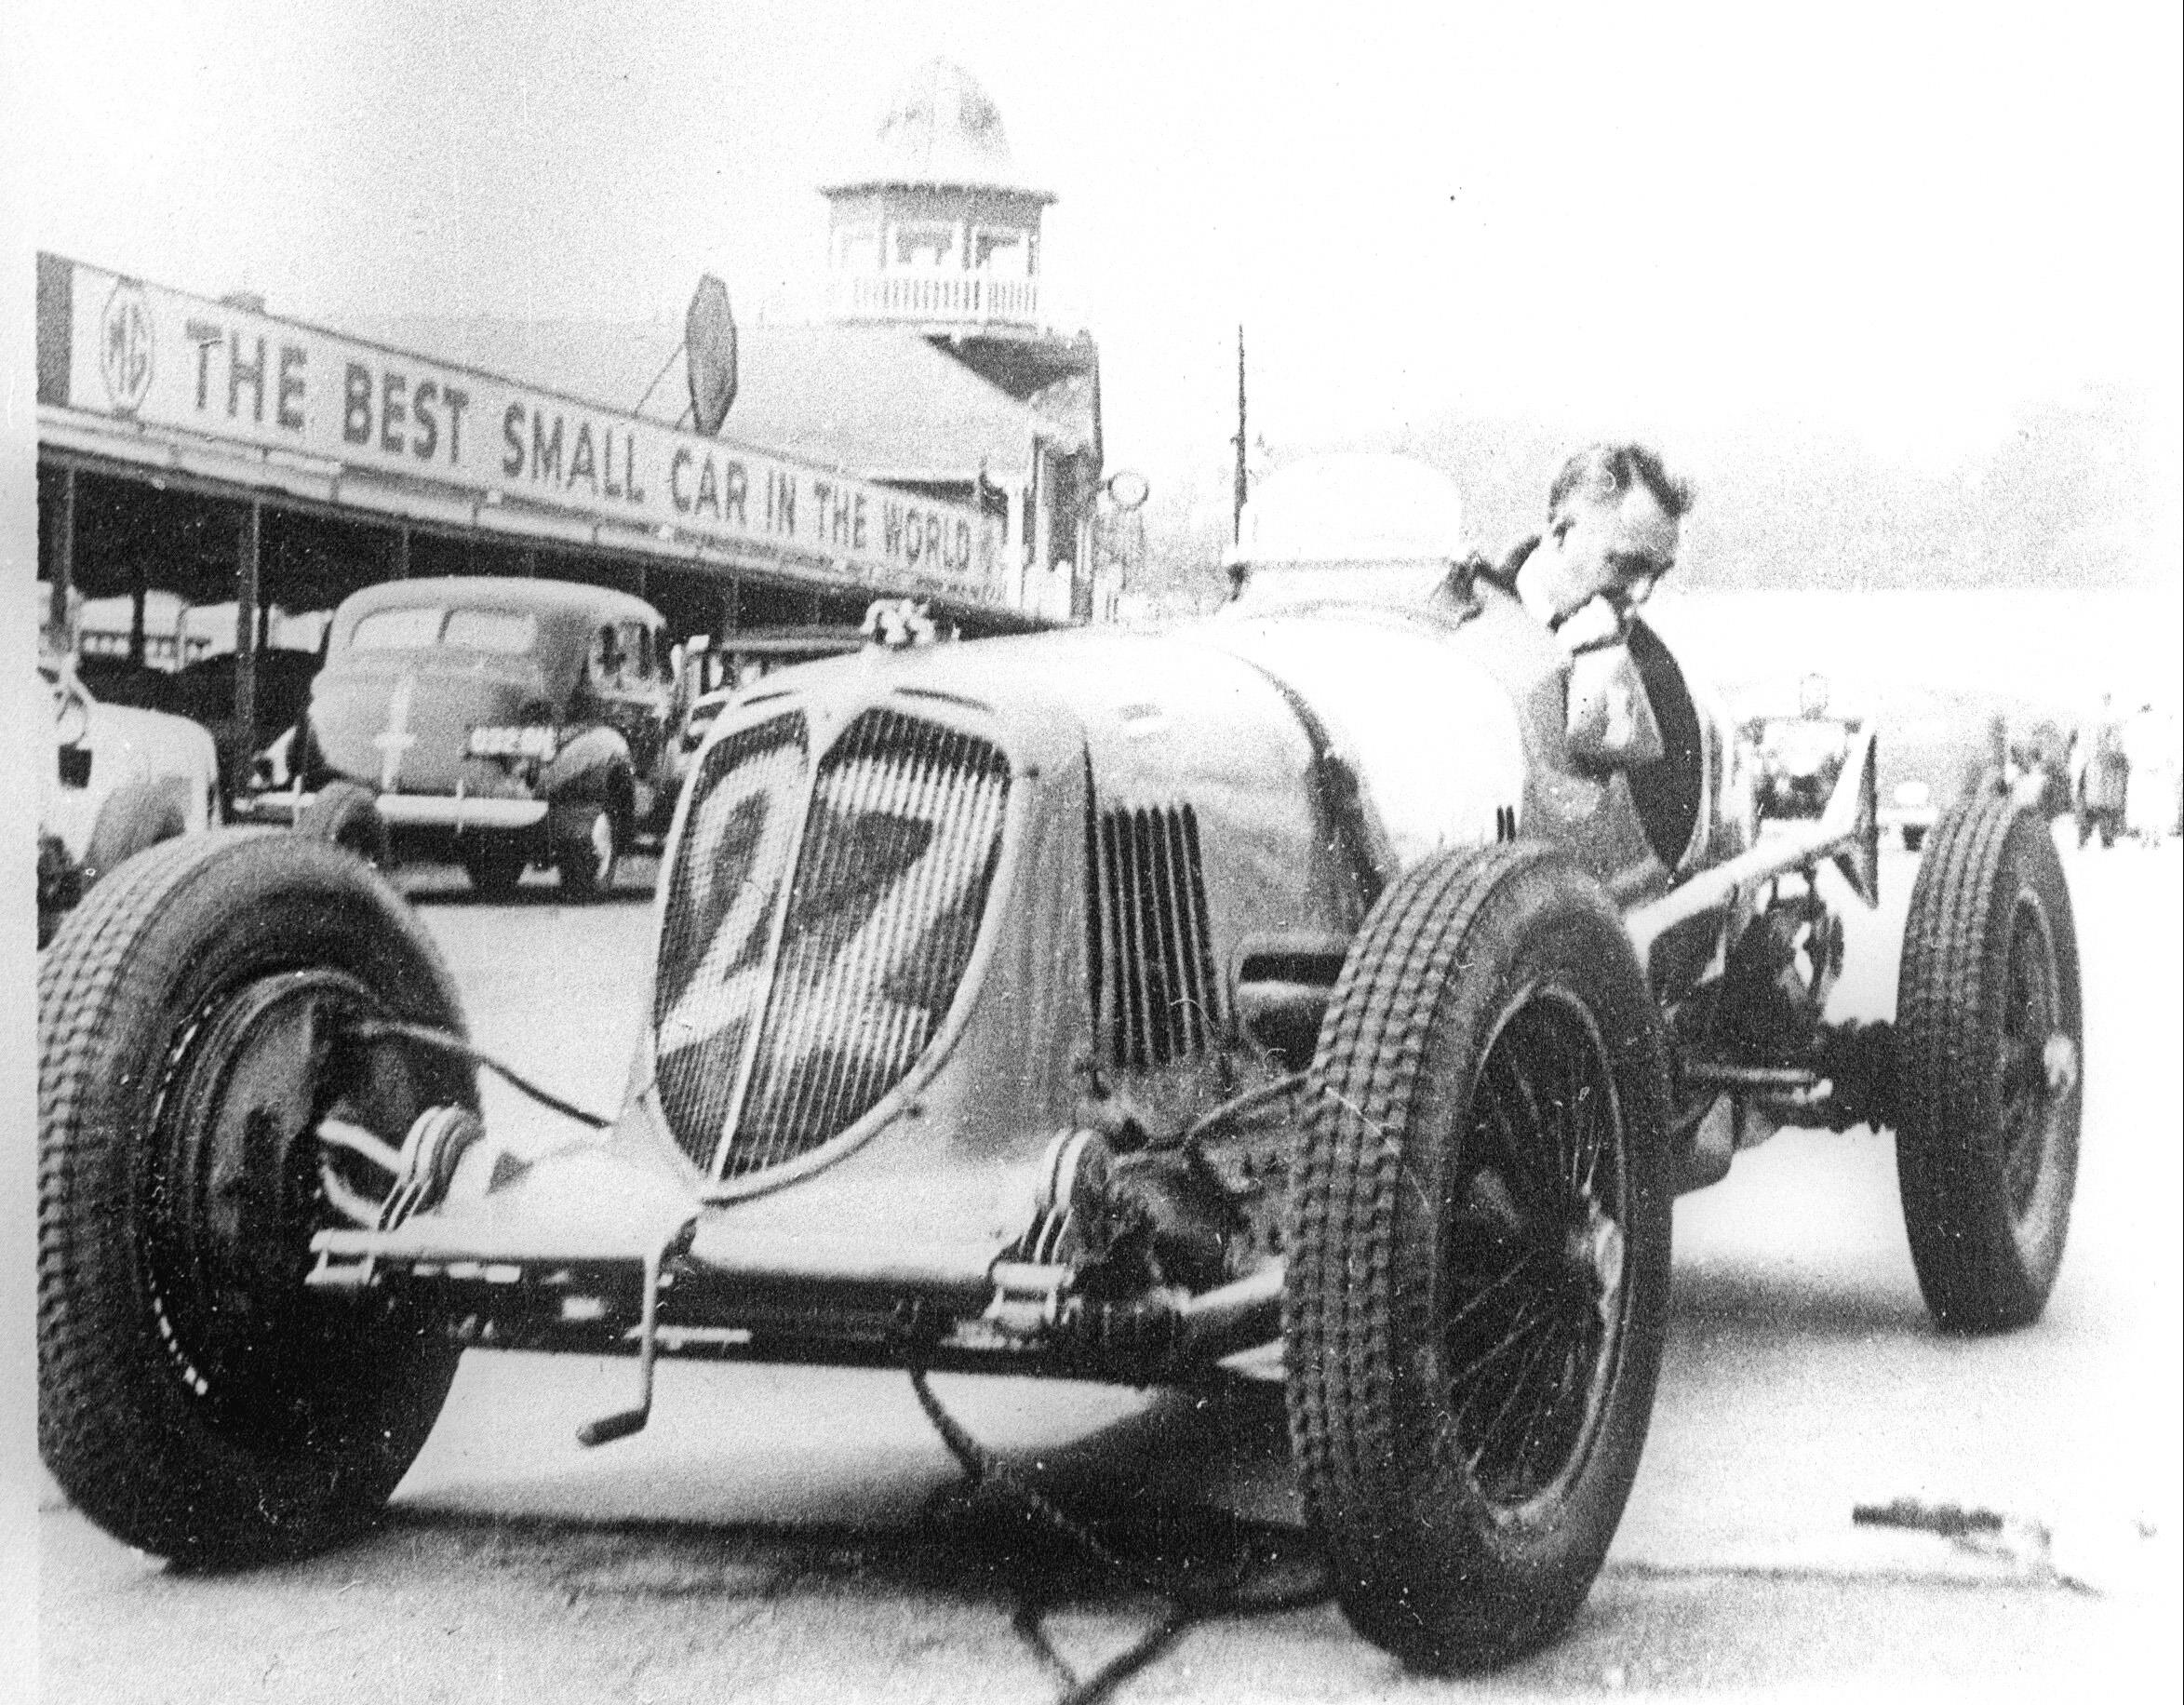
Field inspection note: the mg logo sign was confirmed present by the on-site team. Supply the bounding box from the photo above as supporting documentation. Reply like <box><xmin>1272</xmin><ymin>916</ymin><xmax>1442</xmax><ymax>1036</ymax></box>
<box><xmin>99</xmin><ymin>281</ymin><xmax>154</xmax><ymax>414</ymax></box>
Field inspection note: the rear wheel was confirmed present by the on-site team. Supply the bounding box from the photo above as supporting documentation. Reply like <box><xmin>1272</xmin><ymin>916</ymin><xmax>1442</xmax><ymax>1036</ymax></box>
<box><xmin>296</xmin><ymin>780</ymin><xmax>388</xmax><ymax>866</ymax></box>
<box><xmin>1896</xmin><ymin>792</ymin><xmax>2083</xmax><ymax>1333</ymax></box>
<box><xmin>1285</xmin><ymin>844</ymin><xmax>1673</xmax><ymax>1671</ymax></box>
<box><xmin>39</xmin><ymin>830</ymin><xmax>472</xmax><ymax>1564</ymax></box>
<box><xmin>460</xmin><ymin>845</ymin><xmax>528</xmax><ymax>898</ymax></box>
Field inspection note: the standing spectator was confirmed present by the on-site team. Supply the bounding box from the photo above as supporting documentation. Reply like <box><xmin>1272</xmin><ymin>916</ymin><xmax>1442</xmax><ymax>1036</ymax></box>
<box><xmin>2076</xmin><ymin>693</ymin><xmax>2130</xmax><ymax>848</ymax></box>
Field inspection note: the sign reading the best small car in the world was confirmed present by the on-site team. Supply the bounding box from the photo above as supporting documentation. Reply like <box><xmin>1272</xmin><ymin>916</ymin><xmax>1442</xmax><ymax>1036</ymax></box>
<box><xmin>58</xmin><ymin>261</ymin><xmax>1000</xmax><ymax>602</ymax></box>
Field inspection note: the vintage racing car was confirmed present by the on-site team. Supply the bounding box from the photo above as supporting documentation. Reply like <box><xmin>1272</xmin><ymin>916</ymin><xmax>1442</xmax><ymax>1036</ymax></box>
<box><xmin>659</xmin><ymin>622</ymin><xmax>875</xmax><ymax>800</ymax></box>
<box><xmin>37</xmin><ymin>456</ymin><xmax>2084</xmax><ymax>1671</ymax></box>
<box><xmin>1741</xmin><ymin>672</ymin><xmax>1859</xmax><ymax>820</ymax></box>
<box><xmin>237</xmin><ymin>576</ymin><xmax>679</xmax><ymax>894</ymax></box>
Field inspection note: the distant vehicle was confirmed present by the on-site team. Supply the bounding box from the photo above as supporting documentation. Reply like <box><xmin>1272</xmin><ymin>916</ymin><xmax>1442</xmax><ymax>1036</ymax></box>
<box><xmin>1882</xmin><ymin>777</ymin><xmax>1941</xmax><ymax>852</ymax></box>
<box><xmin>703</xmin><ymin>624</ymin><xmax>870</xmax><ymax>688</ymax></box>
<box><xmin>1876</xmin><ymin>686</ymin><xmax>2075</xmax><ymax>850</ymax></box>
<box><xmin>661</xmin><ymin>619</ymin><xmax>921</xmax><ymax>797</ymax></box>
<box><xmin>1748</xmin><ymin>710</ymin><xmax>1858</xmax><ymax>817</ymax></box>
<box><xmin>1733</xmin><ymin>675</ymin><xmax>2073</xmax><ymax>853</ymax></box>
<box><xmin>236</xmin><ymin>577</ymin><xmax>678</xmax><ymax>896</ymax></box>
<box><xmin>36</xmin><ymin>621</ymin><xmax>221</xmax><ymax>946</ymax></box>
<box><xmin>74</xmin><ymin>640</ymin><xmax>324</xmax><ymax>809</ymax></box>
<box><xmin>164</xmin><ymin>646</ymin><xmax>325</xmax><ymax>801</ymax></box>
<box><xmin>1737</xmin><ymin>673</ymin><xmax>1874</xmax><ymax>838</ymax></box>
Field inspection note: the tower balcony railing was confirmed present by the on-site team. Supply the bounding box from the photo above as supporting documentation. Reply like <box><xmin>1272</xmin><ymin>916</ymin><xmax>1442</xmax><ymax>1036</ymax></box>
<box><xmin>829</xmin><ymin>272</ymin><xmax>1041</xmax><ymax>328</ymax></box>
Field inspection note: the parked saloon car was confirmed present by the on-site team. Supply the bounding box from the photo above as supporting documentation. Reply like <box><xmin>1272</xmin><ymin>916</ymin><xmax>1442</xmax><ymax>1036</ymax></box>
<box><xmin>240</xmin><ymin>577</ymin><xmax>677</xmax><ymax>894</ymax></box>
<box><xmin>36</xmin><ymin>633</ymin><xmax>221</xmax><ymax>947</ymax></box>
<box><xmin>38</xmin><ymin>457</ymin><xmax>2085</xmax><ymax>1673</ymax></box>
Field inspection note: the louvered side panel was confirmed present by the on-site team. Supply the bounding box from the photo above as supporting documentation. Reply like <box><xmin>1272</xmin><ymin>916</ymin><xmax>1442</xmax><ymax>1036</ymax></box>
<box><xmin>724</xmin><ymin>709</ymin><xmax>1011</xmax><ymax>1178</ymax></box>
<box><xmin>1095</xmin><ymin>803</ymin><xmax>1225</xmax><ymax>1069</ymax></box>
<box><xmin>1084</xmin><ymin>777</ymin><xmax>1106</xmax><ymax>1054</ymax></box>
<box><xmin>1177</xmin><ymin>807</ymin><xmax>1222</xmax><ymax>1043</ymax></box>
<box><xmin>652</xmin><ymin>713</ymin><xmax>810</xmax><ymax>1175</ymax></box>
<box><xmin>1150</xmin><ymin>807</ymin><xmax>1198</xmax><ymax>1056</ymax></box>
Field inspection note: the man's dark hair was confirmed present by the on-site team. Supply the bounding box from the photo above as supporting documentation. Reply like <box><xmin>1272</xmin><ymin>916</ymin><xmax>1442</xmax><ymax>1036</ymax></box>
<box><xmin>1547</xmin><ymin>442</ymin><xmax>1695</xmax><ymax>524</ymax></box>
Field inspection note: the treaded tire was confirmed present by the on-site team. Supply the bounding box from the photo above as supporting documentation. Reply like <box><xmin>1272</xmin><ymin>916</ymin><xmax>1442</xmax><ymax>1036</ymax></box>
<box><xmin>1895</xmin><ymin>791</ymin><xmax>2083</xmax><ymax>1333</ymax></box>
<box><xmin>1285</xmin><ymin>843</ymin><xmax>1673</xmax><ymax>1671</ymax></box>
<box><xmin>296</xmin><ymin>780</ymin><xmax>388</xmax><ymax>866</ymax></box>
<box><xmin>39</xmin><ymin>829</ymin><xmax>472</xmax><ymax>1564</ymax></box>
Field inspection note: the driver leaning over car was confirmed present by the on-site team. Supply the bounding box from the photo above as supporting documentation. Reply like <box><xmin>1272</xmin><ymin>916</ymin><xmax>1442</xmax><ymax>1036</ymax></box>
<box><xmin>1455</xmin><ymin>442</ymin><xmax>1708</xmax><ymax>869</ymax></box>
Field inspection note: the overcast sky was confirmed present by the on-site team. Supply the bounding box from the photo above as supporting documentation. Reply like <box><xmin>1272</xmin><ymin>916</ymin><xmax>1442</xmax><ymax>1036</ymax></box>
<box><xmin>25</xmin><ymin>1</ymin><xmax>2184</xmax><ymax>479</ymax></box>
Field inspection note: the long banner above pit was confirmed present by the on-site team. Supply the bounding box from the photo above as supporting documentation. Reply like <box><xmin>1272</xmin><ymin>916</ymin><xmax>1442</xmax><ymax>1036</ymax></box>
<box><xmin>36</xmin><ymin>254</ymin><xmax>1004</xmax><ymax>604</ymax></box>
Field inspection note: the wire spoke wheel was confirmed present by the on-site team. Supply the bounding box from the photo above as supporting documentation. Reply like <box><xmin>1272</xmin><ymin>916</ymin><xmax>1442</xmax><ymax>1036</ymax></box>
<box><xmin>1445</xmin><ymin>989</ymin><xmax>1627</xmax><ymax>1513</ymax></box>
<box><xmin>1996</xmin><ymin>894</ymin><xmax>2066</xmax><ymax>1226</ymax></box>
<box><xmin>1896</xmin><ymin>792</ymin><xmax>2084</xmax><ymax>1333</ymax></box>
<box><xmin>1286</xmin><ymin>844</ymin><xmax>1671</xmax><ymax>1672</ymax></box>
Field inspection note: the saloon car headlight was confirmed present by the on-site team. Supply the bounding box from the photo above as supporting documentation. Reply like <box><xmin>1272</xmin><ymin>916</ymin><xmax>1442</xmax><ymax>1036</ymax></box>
<box><xmin>1892</xmin><ymin>782</ymin><xmax>1933</xmax><ymax>809</ymax></box>
<box><xmin>468</xmin><ymin>725</ymin><xmax>560</xmax><ymax>760</ymax></box>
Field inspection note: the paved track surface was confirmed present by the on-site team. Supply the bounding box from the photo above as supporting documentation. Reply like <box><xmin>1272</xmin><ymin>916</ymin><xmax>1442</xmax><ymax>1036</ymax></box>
<box><xmin>36</xmin><ymin>839</ymin><xmax>2183</xmax><ymax>1702</ymax></box>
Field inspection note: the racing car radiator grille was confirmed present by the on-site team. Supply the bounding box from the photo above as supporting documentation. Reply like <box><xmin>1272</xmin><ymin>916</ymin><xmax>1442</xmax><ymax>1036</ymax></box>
<box><xmin>654</xmin><ymin>712</ymin><xmax>811</xmax><ymax>1173</ymax></box>
<box><xmin>1092</xmin><ymin>804</ymin><xmax>1223</xmax><ymax>1068</ymax></box>
<box><xmin>654</xmin><ymin>706</ymin><xmax>1011</xmax><ymax>1181</ymax></box>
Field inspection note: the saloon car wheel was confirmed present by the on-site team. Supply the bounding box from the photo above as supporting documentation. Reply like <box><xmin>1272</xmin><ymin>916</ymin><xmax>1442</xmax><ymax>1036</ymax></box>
<box><xmin>460</xmin><ymin>846</ymin><xmax>528</xmax><ymax>898</ymax></box>
<box><xmin>296</xmin><ymin>780</ymin><xmax>389</xmax><ymax>867</ymax></box>
<box><xmin>1895</xmin><ymin>791</ymin><xmax>2083</xmax><ymax>1334</ymax></box>
<box><xmin>551</xmin><ymin>799</ymin><xmax>619</xmax><ymax>898</ymax></box>
<box><xmin>1285</xmin><ymin>843</ymin><xmax>1673</xmax><ymax>1671</ymax></box>
<box><xmin>38</xmin><ymin>830</ymin><xmax>471</xmax><ymax>1564</ymax></box>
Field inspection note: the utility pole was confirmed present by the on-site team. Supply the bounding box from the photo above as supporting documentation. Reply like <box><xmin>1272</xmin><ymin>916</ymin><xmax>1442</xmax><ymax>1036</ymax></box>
<box><xmin>1231</xmin><ymin>325</ymin><xmax>1249</xmax><ymax>544</ymax></box>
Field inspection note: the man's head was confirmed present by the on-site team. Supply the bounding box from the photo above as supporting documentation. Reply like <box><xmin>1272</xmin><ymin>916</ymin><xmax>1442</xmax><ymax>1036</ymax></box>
<box><xmin>1522</xmin><ymin>443</ymin><xmax>1694</xmax><ymax>625</ymax></box>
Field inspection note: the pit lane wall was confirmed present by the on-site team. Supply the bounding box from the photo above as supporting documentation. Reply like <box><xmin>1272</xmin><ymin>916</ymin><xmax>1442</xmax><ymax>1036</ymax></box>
<box><xmin>35</xmin><ymin>254</ymin><xmax>1006</xmax><ymax>608</ymax></box>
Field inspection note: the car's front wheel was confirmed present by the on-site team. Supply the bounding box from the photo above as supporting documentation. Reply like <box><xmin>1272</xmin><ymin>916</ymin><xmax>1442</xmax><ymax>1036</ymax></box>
<box><xmin>1895</xmin><ymin>791</ymin><xmax>2083</xmax><ymax>1332</ymax></box>
<box><xmin>1285</xmin><ymin>843</ymin><xmax>1673</xmax><ymax>1671</ymax></box>
<box><xmin>38</xmin><ymin>831</ymin><xmax>471</xmax><ymax>1564</ymax></box>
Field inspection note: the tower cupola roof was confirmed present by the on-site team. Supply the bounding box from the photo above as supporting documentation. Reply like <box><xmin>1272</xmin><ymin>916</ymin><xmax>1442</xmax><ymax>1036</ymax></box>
<box><xmin>823</xmin><ymin>58</ymin><xmax>1053</xmax><ymax>201</ymax></box>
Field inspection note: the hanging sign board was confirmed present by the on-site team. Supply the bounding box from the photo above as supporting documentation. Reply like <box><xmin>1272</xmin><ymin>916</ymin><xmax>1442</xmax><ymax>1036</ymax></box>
<box><xmin>37</xmin><ymin>254</ymin><xmax>1003</xmax><ymax>603</ymax></box>
<box><xmin>685</xmin><ymin>274</ymin><xmax>738</xmax><ymax>435</ymax></box>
